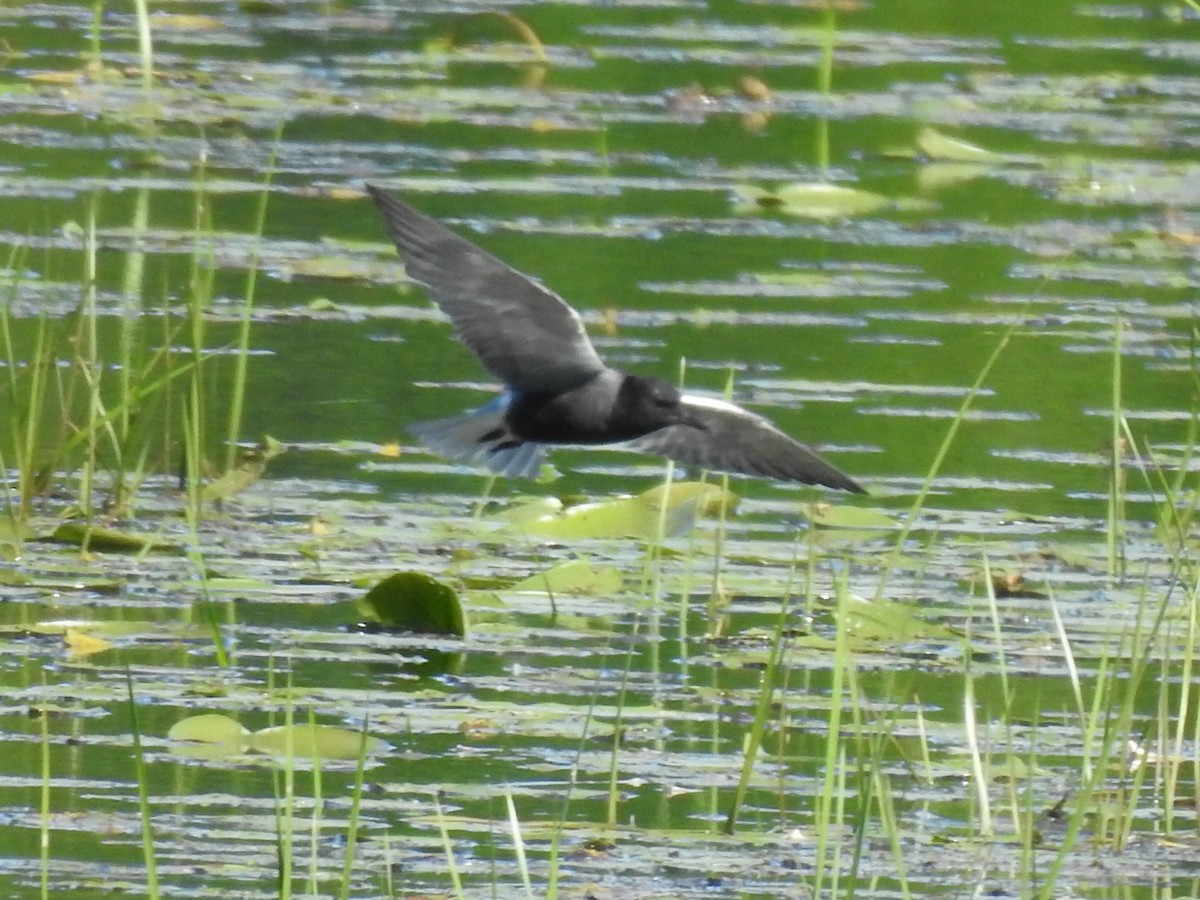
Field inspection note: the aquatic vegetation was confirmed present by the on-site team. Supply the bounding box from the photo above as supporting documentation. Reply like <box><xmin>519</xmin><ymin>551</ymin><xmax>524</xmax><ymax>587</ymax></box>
<box><xmin>0</xmin><ymin>2</ymin><xmax>1197</xmax><ymax>899</ymax></box>
<box><xmin>358</xmin><ymin>570</ymin><xmax>467</xmax><ymax>636</ymax></box>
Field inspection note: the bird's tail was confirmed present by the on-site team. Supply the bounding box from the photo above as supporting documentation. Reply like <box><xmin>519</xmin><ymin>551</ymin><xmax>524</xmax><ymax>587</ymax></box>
<box><xmin>411</xmin><ymin>403</ymin><xmax>546</xmax><ymax>479</ymax></box>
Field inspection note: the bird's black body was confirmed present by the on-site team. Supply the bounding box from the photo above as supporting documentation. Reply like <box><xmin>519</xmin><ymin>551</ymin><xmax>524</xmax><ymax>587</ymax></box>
<box><xmin>367</xmin><ymin>185</ymin><xmax>864</xmax><ymax>493</ymax></box>
<box><xmin>506</xmin><ymin>373</ymin><xmax>688</xmax><ymax>445</ymax></box>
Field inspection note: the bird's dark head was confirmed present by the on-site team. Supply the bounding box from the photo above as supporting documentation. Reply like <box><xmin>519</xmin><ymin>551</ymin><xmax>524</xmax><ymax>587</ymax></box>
<box><xmin>610</xmin><ymin>374</ymin><xmax>687</xmax><ymax>437</ymax></box>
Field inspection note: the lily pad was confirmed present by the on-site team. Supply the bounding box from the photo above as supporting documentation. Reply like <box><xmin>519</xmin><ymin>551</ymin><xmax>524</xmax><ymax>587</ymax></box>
<box><xmin>802</xmin><ymin>504</ymin><xmax>895</xmax><ymax>530</ymax></box>
<box><xmin>168</xmin><ymin>713</ymin><xmax>251</xmax><ymax>748</ymax></box>
<box><xmin>358</xmin><ymin>571</ymin><xmax>467</xmax><ymax>636</ymax></box>
<box><xmin>916</xmin><ymin>127</ymin><xmax>1007</xmax><ymax>163</ymax></box>
<box><xmin>734</xmin><ymin>182</ymin><xmax>890</xmax><ymax>219</ymax></box>
<box><xmin>513</xmin><ymin>481</ymin><xmax>733</xmax><ymax>540</ymax></box>
<box><xmin>248</xmin><ymin>723</ymin><xmax>390</xmax><ymax>759</ymax></box>
<box><xmin>508</xmin><ymin>559</ymin><xmax>624</xmax><ymax>596</ymax></box>
<box><xmin>168</xmin><ymin>715</ymin><xmax>389</xmax><ymax>760</ymax></box>
<box><xmin>497</xmin><ymin>496</ymin><xmax>565</xmax><ymax>525</ymax></box>
<box><xmin>49</xmin><ymin>522</ymin><xmax>182</xmax><ymax>555</ymax></box>
<box><xmin>639</xmin><ymin>481</ymin><xmax>737</xmax><ymax>517</ymax></box>
<box><xmin>4</xmin><ymin>619</ymin><xmax>160</xmax><ymax>639</ymax></box>
<box><xmin>835</xmin><ymin>594</ymin><xmax>955</xmax><ymax>644</ymax></box>
<box><xmin>64</xmin><ymin>628</ymin><xmax>112</xmax><ymax>657</ymax></box>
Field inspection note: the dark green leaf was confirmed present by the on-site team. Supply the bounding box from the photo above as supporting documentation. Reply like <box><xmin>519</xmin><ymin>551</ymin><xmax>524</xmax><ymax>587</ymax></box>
<box><xmin>359</xmin><ymin>571</ymin><xmax>467</xmax><ymax>636</ymax></box>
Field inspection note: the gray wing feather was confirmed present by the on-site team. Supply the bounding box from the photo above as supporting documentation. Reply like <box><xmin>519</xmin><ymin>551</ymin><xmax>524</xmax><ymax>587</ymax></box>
<box><xmin>629</xmin><ymin>396</ymin><xmax>864</xmax><ymax>492</ymax></box>
<box><xmin>412</xmin><ymin>405</ymin><xmax>547</xmax><ymax>479</ymax></box>
<box><xmin>368</xmin><ymin>186</ymin><xmax>606</xmax><ymax>392</ymax></box>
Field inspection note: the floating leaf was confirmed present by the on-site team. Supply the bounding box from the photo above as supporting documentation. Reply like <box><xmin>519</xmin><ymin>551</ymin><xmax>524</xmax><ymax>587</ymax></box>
<box><xmin>984</xmin><ymin>757</ymin><xmax>1041</xmax><ymax>782</ymax></box>
<box><xmin>2</xmin><ymin>572</ymin><xmax>124</xmax><ymax>593</ymax></box>
<box><xmin>916</xmin><ymin>127</ymin><xmax>1006</xmax><ymax>163</ymax></box>
<box><xmin>358</xmin><ymin>571</ymin><xmax>467</xmax><ymax>636</ymax></box>
<box><xmin>508</xmin><ymin>559</ymin><xmax>624</xmax><ymax>596</ymax></box>
<box><xmin>734</xmin><ymin>182</ymin><xmax>889</xmax><ymax>219</ymax></box>
<box><xmin>248</xmin><ymin>723</ymin><xmax>389</xmax><ymax>759</ymax></box>
<box><xmin>790</xmin><ymin>632</ymin><xmax>839</xmax><ymax>652</ymax></box>
<box><xmin>1030</xmin><ymin>545</ymin><xmax>1094</xmax><ymax>570</ymax></box>
<box><xmin>4</xmin><ymin>619</ymin><xmax>158</xmax><ymax>639</ymax></box>
<box><xmin>512</xmin><ymin>496</ymin><xmax>658</xmax><ymax>539</ymax></box>
<box><xmin>496</xmin><ymin>496</ymin><xmax>564</xmax><ymax>525</ymax></box>
<box><xmin>836</xmin><ymin>595</ymin><xmax>954</xmax><ymax>643</ymax></box>
<box><xmin>639</xmin><ymin>481</ymin><xmax>737</xmax><ymax>517</ymax></box>
<box><xmin>28</xmin><ymin>71</ymin><xmax>85</xmax><ymax>85</ymax></box>
<box><xmin>288</xmin><ymin>254</ymin><xmax>377</xmax><ymax>280</ymax></box>
<box><xmin>151</xmin><ymin>13</ymin><xmax>224</xmax><ymax>30</ymax></box>
<box><xmin>802</xmin><ymin>504</ymin><xmax>895</xmax><ymax>530</ymax></box>
<box><xmin>514</xmin><ymin>481</ymin><xmax>732</xmax><ymax>540</ymax></box>
<box><xmin>916</xmin><ymin>162</ymin><xmax>993</xmax><ymax>193</ymax></box>
<box><xmin>64</xmin><ymin>628</ymin><xmax>111</xmax><ymax>657</ymax></box>
<box><xmin>50</xmin><ymin>522</ymin><xmax>182</xmax><ymax>555</ymax></box>
<box><xmin>168</xmin><ymin>714</ymin><xmax>250</xmax><ymax>748</ymax></box>
<box><xmin>168</xmin><ymin>715</ymin><xmax>388</xmax><ymax>760</ymax></box>
<box><xmin>307</xmin><ymin>297</ymin><xmax>344</xmax><ymax>312</ymax></box>
<box><xmin>997</xmin><ymin>509</ymin><xmax>1060</xmax><ymax>524</ymax></box>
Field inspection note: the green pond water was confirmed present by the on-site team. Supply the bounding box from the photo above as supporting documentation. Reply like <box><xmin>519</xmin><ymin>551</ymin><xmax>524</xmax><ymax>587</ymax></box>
<box><xmin>2</xmin><ymin>2</ymin><xmax>1199</xmax><ymax>898</ymax></box>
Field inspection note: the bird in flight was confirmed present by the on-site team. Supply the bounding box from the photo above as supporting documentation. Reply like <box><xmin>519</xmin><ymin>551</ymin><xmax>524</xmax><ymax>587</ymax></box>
<box><xmin>367</xmin><ymin>186</ymin><xmax>863</xmax><ymax>493</ymax></box>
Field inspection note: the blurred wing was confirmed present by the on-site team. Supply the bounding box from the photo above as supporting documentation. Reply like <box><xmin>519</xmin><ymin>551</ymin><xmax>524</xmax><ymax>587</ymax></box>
<box><xmin>628</xmin><ymin>396</ymin><xmax>864</xmax><ymax>492</ymax></box>
<box><xmin>411</xmin><ymin>398</ymin><xmax>548</xmax><ymax>479</ymax></box>
<box><xmin>368</xmin><ymin>186</ymin><xmax>606</xmax><ymax>392</ymax></box>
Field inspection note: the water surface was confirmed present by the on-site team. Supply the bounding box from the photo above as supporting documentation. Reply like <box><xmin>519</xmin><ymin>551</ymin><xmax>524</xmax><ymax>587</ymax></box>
<box><xmin>1</xmin><ymin>2</ymin><xmax>1197</xmax><ymax>898</ymax></box>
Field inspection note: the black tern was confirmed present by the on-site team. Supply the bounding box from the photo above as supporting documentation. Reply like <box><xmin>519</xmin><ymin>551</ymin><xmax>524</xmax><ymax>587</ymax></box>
<box><xmin>367</xmin><ymin>186</ymin><xmax>864</xmax><ymax>493</ymax></box>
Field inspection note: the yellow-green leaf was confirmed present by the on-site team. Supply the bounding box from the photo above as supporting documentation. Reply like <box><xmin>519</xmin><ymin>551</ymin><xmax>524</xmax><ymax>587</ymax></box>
<box><xmin>247</xmin><ymin>723</ymin><xmax>389</xmax><ymax>759</ymax></box>
<box><xmin>802</xmin><ymin>504</ymin><xmax>895</xmax><ymax>530</ymax></box>
<box><xmin>50</xmin><ymin>523</ymin><xmax>182</xmax><ymax>555</ymax></box>
<box><xmin>508</xmin><ymin>559</ymin><xmax>623</xmax><ymax>596</ymax></box>
<box><xmin>514</xmin><ymin>481</ymin><xmax>733</xmax><ymax>540</ymax></box>
<box><xmin>168</xmin><ymin>714</ymin><xmax>250</xmax><ymax>748</ymax></box>
<box><xmin>916</xmin><ymin>127</ymin><xmax>1006</xmax><ymax>163</ymax></box>
<box><xmin>836</xmin><ymin>594</ymin><xmax>953</xmax><ymax>643</ymax></box>
<box><xmin>735</xmin><ymin>182</ymin><xmax>890</xmax><ymax>219</ymax></box>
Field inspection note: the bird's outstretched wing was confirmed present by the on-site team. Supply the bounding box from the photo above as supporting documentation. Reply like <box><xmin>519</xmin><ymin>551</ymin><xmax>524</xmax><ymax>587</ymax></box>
<box><xmin>628</xmin><ymin>396</ymin><xmax>865</xmax><ymax>492</ymax></box>
<box><xmin>368</xmin><ymin>186</ymin><xmax>606</xmax><ymax>393</ymax></box>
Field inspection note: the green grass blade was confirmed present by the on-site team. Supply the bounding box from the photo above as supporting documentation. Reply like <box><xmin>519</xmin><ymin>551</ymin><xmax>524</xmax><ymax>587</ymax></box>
<box><xmin>125</xmin><ymin>669</ymin><xmax>159</xmax><ymax>899</ymax></box>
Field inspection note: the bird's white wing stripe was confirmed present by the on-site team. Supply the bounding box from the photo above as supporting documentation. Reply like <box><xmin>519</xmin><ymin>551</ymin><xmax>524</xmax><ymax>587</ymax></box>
<box><xmin>680</xmin><ymin>394</ymin><xmax>763</xmax><ymax>416</ymax></box>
